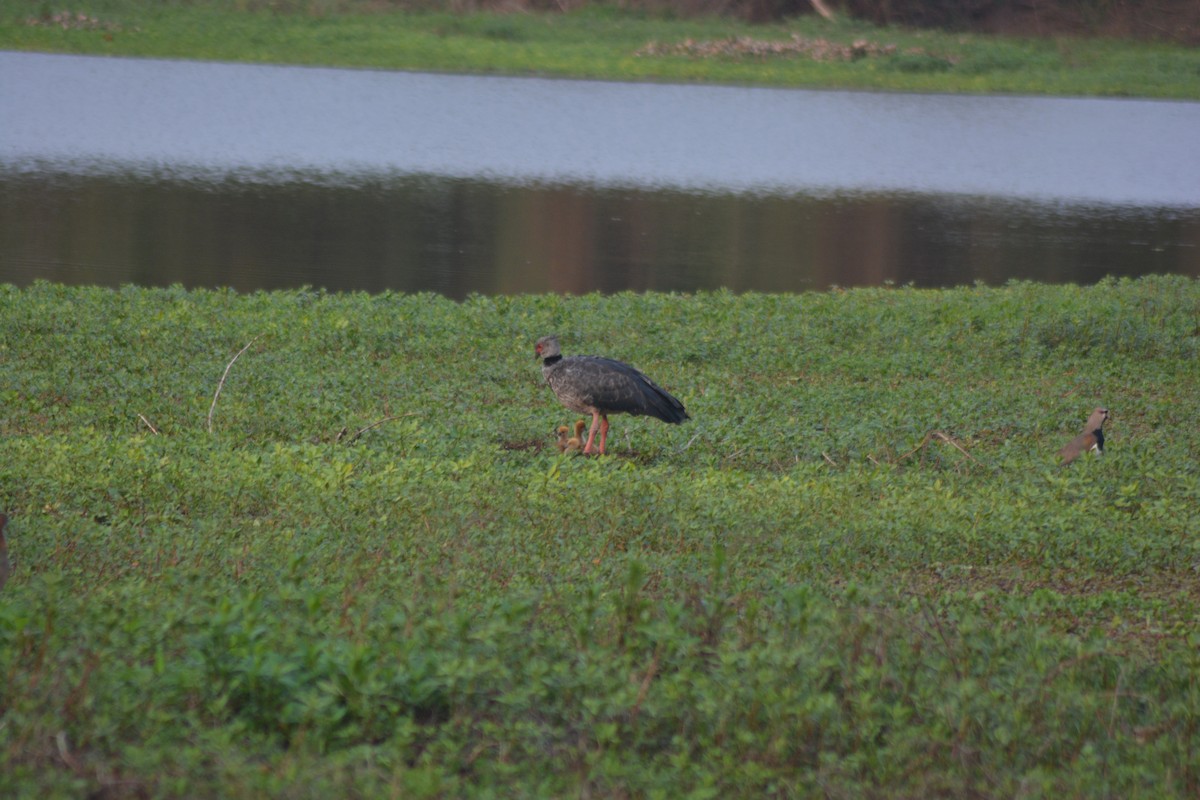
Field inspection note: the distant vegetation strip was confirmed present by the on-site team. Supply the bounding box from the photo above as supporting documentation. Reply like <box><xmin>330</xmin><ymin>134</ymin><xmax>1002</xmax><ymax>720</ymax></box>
<box><xmin>1</xmin><ymin>277</ymin><xmax>1199</xmax><ymax>795</ymax></box>
<box><xmin>1</xmin><ymin>1</ymin><xmax>1199</xmax><ymax>97</ymax></box>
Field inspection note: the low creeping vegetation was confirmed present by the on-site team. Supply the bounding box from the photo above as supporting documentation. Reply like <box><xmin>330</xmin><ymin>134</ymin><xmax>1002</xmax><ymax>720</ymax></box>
<box><xmin>1</xmin><ymin>276</ymin><xmax>1199</xmax><ymax>796</ymax></box>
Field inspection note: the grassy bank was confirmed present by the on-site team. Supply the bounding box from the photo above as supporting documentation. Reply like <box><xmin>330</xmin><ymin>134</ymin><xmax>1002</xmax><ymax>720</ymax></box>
<box><xmin>1</xmin><ymin>277</ymin><xmax>1199</xmax><ymax>796</ymax></box>
<box><xmin>3</xmin><ymin>2</ymin><xmax>1200</xmax><ymax>98</ymax></box>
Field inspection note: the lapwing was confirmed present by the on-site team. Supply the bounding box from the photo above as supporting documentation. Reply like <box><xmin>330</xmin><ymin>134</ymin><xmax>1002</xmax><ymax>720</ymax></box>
<box><xmin>1058</xmin><ymin>407</ymin><xmax>1109</xmax><ymax>465</ymax></box>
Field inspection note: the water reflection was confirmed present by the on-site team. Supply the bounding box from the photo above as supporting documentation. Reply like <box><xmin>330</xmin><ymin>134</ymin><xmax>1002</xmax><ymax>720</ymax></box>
<box><xmin>5</xmin><ymin>51</ymin><xmax>1200</xmax><ymax>206</ymax></box>
<box><xmin>2</xmin><ymin>169</ymin><xmax>1195</xmax><ymax>297</ymax></box>
<box><xmin>3</xmin><ymin>51</ymin><xmax>1198</xmax><ymax>295</ymax></box>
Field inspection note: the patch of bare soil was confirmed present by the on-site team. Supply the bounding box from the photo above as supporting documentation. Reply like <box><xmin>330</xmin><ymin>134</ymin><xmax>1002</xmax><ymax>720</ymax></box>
<box><xmin>24</xmin><ymin>11</ymin><xmax>126</xmax><ymax>31</ymax></box>
<box><xmin>636</xmin><ymin>33</ymin><xmax>955</xmax><ymax>62</ymax></box>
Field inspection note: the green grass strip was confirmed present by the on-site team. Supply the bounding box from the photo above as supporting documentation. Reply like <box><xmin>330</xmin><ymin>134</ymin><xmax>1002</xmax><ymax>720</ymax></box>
<box><xmin>2</xmin><ymin>3</ymin><xmax>1199</xmax><ymax>97</ymax></box>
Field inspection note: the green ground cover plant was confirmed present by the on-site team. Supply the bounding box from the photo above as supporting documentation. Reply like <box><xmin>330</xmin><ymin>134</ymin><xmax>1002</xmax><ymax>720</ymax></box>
<box><xmin>1</xmin><ymin>276</ymin><xmax>1199</xmax><ymax>796</ymax></box>
<box><xmin>3</xmin><ymin>2</ymin><xmax>1199</xmax><ymax>98</ymax></box>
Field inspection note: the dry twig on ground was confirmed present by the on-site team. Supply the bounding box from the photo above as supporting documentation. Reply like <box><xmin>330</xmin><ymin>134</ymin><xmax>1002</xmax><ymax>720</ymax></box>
<box><xmin>345</xmin><ymin>413</ymin><xmax>419</xmax><ymax>444</ymax></box>
<box><xmin>897</xmin><ymin>429</ymin><xmax>990</xmax><ymax>470</ymax></box>
<box><xmin>207</xmin><ymin>336</ymin><xmax>260</xmax><ymax>433</ymax></box>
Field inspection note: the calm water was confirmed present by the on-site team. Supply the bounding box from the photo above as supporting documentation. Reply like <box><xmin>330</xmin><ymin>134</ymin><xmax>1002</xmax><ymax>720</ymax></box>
<box><xmin>2</xmin><ymin>51</ymin><xmax>1198</xmax><ymax>296</ymax></box>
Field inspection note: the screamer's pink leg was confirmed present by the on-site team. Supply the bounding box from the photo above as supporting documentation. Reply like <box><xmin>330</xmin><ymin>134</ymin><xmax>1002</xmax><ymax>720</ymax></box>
<box><xmin>583</xmin><ymin>411</ymin><xmax>602</xmax><ymax>454</ymax></box>
<box><xmin>597</xmin><ymin>416</ymin><xmax>610</xmax><ymax>454</ymax></box>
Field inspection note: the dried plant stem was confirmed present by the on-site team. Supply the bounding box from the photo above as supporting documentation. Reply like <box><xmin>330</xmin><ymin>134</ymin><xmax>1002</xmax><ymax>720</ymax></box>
<box><xmin>809</xmin><ymin>0</ymin><xmax>836</xmax><ymax>21</ymax></box>
<box><xmin>137</xmin><ymin>414</ymin><xmax>160</xmax><ymax>435</ymax></box>
<box><xmin>898</xmin><ymin>430</ymin><xmax>988</xmax><ymax>469</ymax></box>
<box><xmin>897</xmin><ymin>431</ymin><xmax>932</xmax><ymax>462</ymax></box>
<box><xmin>629</xmin><ymin>649</ymin><xmax>662</xmax><ymax>726</ymax></box>
<box><xmin>207</xmin><ymin>336</ymin><xmax>260</xmax><ymax>434</ymax></box>
<box><xmin>930</xmin><ymin>430</ymin><xmax>983</xmax><ymax>465</ymax></box>
<box><xmin>56</xmin><ymin>731</ymin><xmax>84</xmax><ymax>774</ymax></box>
<box><xmin>346</xmin><ymin>413</ymin><xmax>418</xmax><ymax>444</ymax></box>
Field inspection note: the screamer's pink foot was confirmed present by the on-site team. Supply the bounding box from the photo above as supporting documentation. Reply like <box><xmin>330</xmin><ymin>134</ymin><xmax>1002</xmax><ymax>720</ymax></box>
<box><xmin>583</xmin><ymin>411</ymin><xmax>602</xmax><ymax>454</ymax></box>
